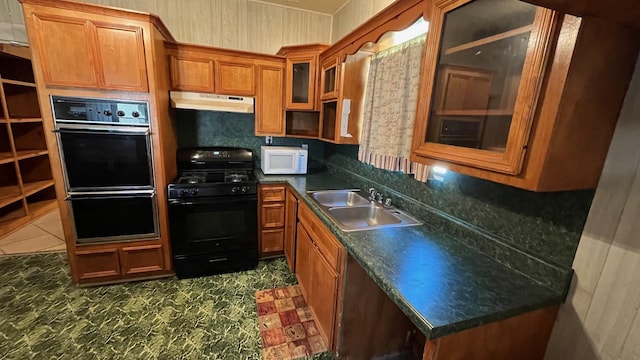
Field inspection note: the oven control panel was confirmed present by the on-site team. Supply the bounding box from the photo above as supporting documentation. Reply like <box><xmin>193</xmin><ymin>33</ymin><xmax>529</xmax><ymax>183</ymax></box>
<box><xmin>168</xmin><ymin>184</ymin><xmax>257</xmax><ymax>199</ymax></box>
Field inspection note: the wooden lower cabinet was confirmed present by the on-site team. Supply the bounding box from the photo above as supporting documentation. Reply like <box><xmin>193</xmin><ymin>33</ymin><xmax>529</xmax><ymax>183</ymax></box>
<box><xmin>75</xmin><ymin>248</ymin><xmax>121</xmax><ymax>280</ymax></box>
<box><xmin>259</xmin><ymin>184</ymin><xmax>286</xmax><ymax>257</ymax></box>
<box><xmin>284</xmin><ymin>189</ymin><xmax>298</xmax><ymax>272</ymax></box>
<box><xmin>422</xmin><ymin>306</ymin><xmax>559</xmax><ymax>360</ymax></box>
<box><xmin>73</xmin><ymin>240</ymin><xmax>170</xmax><ymax>285</ymax></box>
<box><xmin>295</xmin><ymin>201</ymin><xmax>345</xmax><ymax>350</ymax></box>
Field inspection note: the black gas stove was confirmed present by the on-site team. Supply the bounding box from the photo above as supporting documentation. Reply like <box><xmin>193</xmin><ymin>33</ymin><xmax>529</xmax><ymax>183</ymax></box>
<box><xmin>168</xmin><ymin>148</ymin><xmax>258</xmax><ymax>199</ymax></box>
<box><xmin>167</xmin><ymin>147</ymin><xmax>258</xmax><ymax>279</ymax></box>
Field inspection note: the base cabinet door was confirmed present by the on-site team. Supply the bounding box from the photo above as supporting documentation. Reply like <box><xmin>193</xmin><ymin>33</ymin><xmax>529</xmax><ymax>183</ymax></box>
<box><xmin>75</xmin><ymin>248</ymin><xmax>121</xmax><ymax>280</ymax></box>
<box><xmin>120</xmin><ymin>244</ymin><xmax>164</xmax><ymax>275</ymax></box>
<box><xmin>296</xmin><ymin>220</ymin><xmax>341</xmax><ymax>348</ymax></box>
<box><xmin>295</xmin><ymin>223</ymin><xmax>313</xmax><ymax>299</ymax></box>
<box><xmin>309</xmin><ymin>244</ymin><xmax>338</xmax><ymax>342</ymax></box>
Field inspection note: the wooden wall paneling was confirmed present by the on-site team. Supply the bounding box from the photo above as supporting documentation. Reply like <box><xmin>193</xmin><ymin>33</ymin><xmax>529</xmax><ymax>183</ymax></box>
<box><xmin>621</xmin><ymin>314</ymin><xmax>640</xmax><ymax>360</ymax></box>
<box><xmin>262</xmin><ymin>1</ymin><xmax>284</xmax><ymax>55</ymax></box>
<box><xmin>332</xmin><ymin>0</ymin><xmax>394</xmax><ymax>43</ymax></box>
<box><xmin>545</xmin><ymin>58</ymin><xmax>640</xmax><ymax>360</ymax></box>
<box><xmin>8</xmin><ymin>0</ymin><xmax>27</xmax><ymax>43</ymax></box>
<box><xmin>217</xmin><ymin>0</ymin><xmax>249</xmax><ymax>51</ymax></box>
<box><xmin>576</xmin><ymin>157</ymin><xmax>640</xmax><ymax>359</ymax></box>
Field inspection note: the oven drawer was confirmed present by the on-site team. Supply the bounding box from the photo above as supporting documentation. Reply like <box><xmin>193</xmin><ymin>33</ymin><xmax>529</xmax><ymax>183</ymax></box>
<box><xmin>69</xmin><ymin>192</ymin><xmax>158</xmax><ymax>244</ymax></box>
<box><xmin>173</xmin><ymin>249</ymin><xmax>258</xmax><ymax>279</ymax></box>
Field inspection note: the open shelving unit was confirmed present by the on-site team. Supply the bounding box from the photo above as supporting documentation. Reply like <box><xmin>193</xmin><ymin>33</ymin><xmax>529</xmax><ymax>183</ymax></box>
<box><xmin>0</xmin><ymin>47</ymin><xmax>57</xmax><ymax>238</ymax></box>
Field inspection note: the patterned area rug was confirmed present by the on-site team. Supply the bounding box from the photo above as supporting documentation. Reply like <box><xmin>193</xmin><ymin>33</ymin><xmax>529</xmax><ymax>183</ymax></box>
<box><xmin>256</xmin><ymin>285</ymin><xmax>328</xmax><ymax>360</ymax></box>
<box><xmin>0</xmin><ymin>252</ymin><xmax>335</xmax><ymax>359</ymax></box>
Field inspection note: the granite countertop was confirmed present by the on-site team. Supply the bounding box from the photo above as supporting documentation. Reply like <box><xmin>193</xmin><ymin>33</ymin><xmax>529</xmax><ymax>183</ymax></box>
<box><xmin>256</xmin><ymin>170</ymin><xmax>564</xmax><ymax>339</ymax></box>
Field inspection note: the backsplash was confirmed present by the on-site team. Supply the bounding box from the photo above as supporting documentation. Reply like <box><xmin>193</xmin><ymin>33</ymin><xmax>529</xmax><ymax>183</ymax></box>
<box><xmin>174</xmin><ymin>109</ymin><xmax>325</xmax><ymax>161</ymax></box>
<box><xmin>323</xmin><ymin>144</ymin><xmax>594</xmax><ymax>293</ymax></box>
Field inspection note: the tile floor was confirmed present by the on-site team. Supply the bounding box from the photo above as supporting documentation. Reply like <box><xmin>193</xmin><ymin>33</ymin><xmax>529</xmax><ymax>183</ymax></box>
<box><xmin>0</xmin><ymin>209</ymin><xmax>66</xmax><ymax>255</ymax></box>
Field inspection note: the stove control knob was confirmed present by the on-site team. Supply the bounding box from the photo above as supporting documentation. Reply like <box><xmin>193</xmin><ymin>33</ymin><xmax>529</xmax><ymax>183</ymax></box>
<box><xmin>241</xmin><ymin>186</ymin><xmax>248</xmax><ymax>194</ymax></box>
<box><xmin>179</xmin><ymin>189</ymin><xmax>189</xmax><ymax>197</ymax></box>
<box><xmin>190</xmin><ymin>188</ymin><xmax>199</xmax><ymax>196</ymax></box>
<box><xmin>103</xmin><ymin>109</ymin><xmax>112</xmax><ymax>116</ymax></box>
<box><xmin>231</xmin><ymin>186</ymin><xmax>239</xmax><ymax>195</ymax></box>
<box><xmin>132</xmin><ymin>111</ymin><xmax>140</xmax><ymax>118</ymax></box>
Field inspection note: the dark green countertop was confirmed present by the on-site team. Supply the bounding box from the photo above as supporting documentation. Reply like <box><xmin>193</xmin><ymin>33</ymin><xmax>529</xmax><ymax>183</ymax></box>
<box><xmin>256</xmin><ymin>170</ymin><xmax>564</xmax><ymax>339</ymax></box>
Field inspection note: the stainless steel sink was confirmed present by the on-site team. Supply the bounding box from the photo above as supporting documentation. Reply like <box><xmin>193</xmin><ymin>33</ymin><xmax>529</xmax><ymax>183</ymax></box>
<box><xmin>307</xmin><ymin>190</ymin><xmax>421</xmax><ymax>232</ymax></box>
<box><xmin>328</xmin><ymin>205</ymin><xmax>402</xmax><ymax>227</ymax></box>
<box><xmin>311</xmin><ymin>190</ymin><xmax>370</xmax><ymax>207</ymax></box>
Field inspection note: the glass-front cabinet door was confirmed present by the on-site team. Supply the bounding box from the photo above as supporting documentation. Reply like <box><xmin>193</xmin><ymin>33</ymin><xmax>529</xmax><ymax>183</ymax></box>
<box><xmin>285</xmin><ymin>55</ymin><xmax>316</xmax><ymax>110</ymax></box>
<box><xmin>412</xmin><ymin>0</ymin><xmax>556</xmax><ymax>174</ymax></box>
<box><xmin>320</xmin><ymin>57</ymin><xmax>341</xmax><ymax>100</ymax></box>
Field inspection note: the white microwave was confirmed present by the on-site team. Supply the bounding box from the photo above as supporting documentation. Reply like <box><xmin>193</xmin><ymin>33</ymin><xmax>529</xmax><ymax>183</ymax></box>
<box><xmin>261</xmin><ymin>146</ymin><xmax>308</xmax><ymax>174</ymax></box>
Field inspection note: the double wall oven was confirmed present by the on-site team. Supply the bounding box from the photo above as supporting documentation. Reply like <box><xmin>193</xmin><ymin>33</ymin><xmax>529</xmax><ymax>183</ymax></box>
<box><xmin>52</xmin><ymin>96</ymin><xmax>158</xmax><ymax>243</ymax></box>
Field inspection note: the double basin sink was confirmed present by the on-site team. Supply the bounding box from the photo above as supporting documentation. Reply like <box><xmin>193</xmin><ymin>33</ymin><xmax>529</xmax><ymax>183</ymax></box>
<box><xmin>307</xmin><ymin>190</ymin><xmax>421</xmax><ymax>232</ymax></box>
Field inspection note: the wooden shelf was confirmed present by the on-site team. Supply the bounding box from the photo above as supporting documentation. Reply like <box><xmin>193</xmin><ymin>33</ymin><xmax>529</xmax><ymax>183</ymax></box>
<box><xmin>0</xmin><ymin>185</ymin><xmax>22</xmax><ymax>208</ymax></box>
<box><xmin>9</xmin><ymin>118</ymin><xmax>43</xmax><ymax>123</ymax></box>
<box><xmin>22</xmin><ymin>180</ymin><xmax>54</xmax><ymax>197</ymax></box>
<box><xmin>0</xmin><ymin>204</ymin><xmax>26</xmax><ymax>223</ymax></box>
<box><xmin>0</xmin><ymin>48</ymin><xmax>55</xmax><ymax>237</ymax></box>
<box><xmin>1</xmin><ymin>78</ymin><xmax>37</xmax><ymax>87</ymax></box>
<box><xmin>0</xmin><ymin>152</ymin><xmax>15</xmax><ymax>164</ymax></box>
<box><xmin>28</xmin><ymin>198</ymin><xmax>57</xmax><ymax>216</ymax></box>
<box><xmin>16</xmin><ymin>149</ymin><xmax>48</xmax><ymax>160</ymax></box>
<box><xmin>444</xmin><ymin>25</ymin><xmax>533</xmax><ymax>55</ymax></box>
<box><xmin>434</xmin><ymin>109</ymin><xmax>514</xmax><ymax>116</ymax></box>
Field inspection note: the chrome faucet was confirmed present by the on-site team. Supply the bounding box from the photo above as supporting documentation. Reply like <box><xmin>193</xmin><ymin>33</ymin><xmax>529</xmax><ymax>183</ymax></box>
<box><xmin>368</xmin><ymin>187</ymin><xmax>389</xmax><ymax>205</ymax></box>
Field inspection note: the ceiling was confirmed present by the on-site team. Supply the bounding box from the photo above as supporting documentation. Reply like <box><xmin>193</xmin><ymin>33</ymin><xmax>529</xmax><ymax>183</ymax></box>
<box><xmin>253</xmin><ymin>0</ymin><xmax>350</xmax><ymax>15</ymax></box>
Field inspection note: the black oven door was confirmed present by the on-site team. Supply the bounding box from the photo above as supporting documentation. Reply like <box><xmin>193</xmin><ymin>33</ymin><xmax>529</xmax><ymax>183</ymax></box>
<box><xmin>168</xmin><ymin>196</ymin><xmax>258</xmax><ymax>256</ymax></box>
<box><xmin>69</xmin><ymin>192</ymin><xmax>158</xmax><ymax>244</ymax></box>
<box><xmin>56</xmin><ymin>125</ymin><xmax>153</xmax><ymax>191</ymax></box>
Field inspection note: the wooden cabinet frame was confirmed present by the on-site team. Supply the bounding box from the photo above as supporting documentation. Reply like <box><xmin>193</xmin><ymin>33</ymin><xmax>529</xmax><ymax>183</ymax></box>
<box><xmin>412</xmin><ymin>0</ymin><xmax>557</xmax><ymax>175</ymax></box>
<box><xmin>284</xmin><ymin>54</ymin><xmax>318</xmax><ymax>110</ymax></box>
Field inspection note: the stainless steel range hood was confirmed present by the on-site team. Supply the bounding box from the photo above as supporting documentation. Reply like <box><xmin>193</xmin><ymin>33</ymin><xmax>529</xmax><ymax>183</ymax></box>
<box><xmin>170</xmin><ymin>91</ymin><xmax>254</xmax><ymax>113</ymax></box>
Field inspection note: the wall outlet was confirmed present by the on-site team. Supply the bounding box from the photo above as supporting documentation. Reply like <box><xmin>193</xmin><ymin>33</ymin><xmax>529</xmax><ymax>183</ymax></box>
<box><xmin>301</xmin><ymin>143</ymin><xmax>308</xmax><ymax>150</ymax></box>
<box><xmin>265</xmin><ymin>136</ymin><xmax>272</xmax><ymax>145</ymax></box>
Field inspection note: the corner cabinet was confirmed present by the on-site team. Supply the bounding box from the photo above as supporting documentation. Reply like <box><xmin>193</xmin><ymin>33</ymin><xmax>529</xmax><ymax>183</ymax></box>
<box><xmin>411</xmin><ymin>0</ymin><xmax>640</xmax><ymax>191</ymax></box>
<box><xmin>30</xmin><ymin>13</ymin><xmax>148</xmax><ymax>92</ymax></box>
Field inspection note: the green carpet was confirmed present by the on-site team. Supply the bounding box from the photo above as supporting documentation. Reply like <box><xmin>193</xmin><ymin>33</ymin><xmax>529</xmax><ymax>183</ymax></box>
<box><xmin>0</xmin><ymin>252</ymin><xmax>334</xmax><ymax>359</ymax></box>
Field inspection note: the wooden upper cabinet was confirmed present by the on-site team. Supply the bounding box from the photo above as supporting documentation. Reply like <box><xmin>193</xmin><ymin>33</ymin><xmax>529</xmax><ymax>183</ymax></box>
<box><xmin>320</xmin><ymin>56</ymin><xmax>341</xmax><ymax>101</ymax></box>
<box><xmin>410</xmin><ymin>0</ymin><xmax>639</xmax><ymax>191</ymax></box>
<box><xmin>170</xmin><ymin>56</ymin><xmax>214</xmax><ymax>92</ymax></box>
<box><xmin>278</xmin><ymin>44</ymin><xmax>328</xmax><ymax>110</ymax></box>
<box><xmin>29</xmin><ymin>12</ymin><xmax>148</xmax><ymax>92</ymax></box>
<box><xmin>255</xmin><ymin>64</ymin><xmax>285</xmax><ymax>136</ymax></box>
<box><xmin>216</xmin><ymin>61</ymin><xmax>255</xmax><ymax>96</ymax></box>
<box><xmin>92</xmin><ymin>22</ymin><xmax>148</xmax><ymax>92</ymax></box>
<box><xmin>412</xmin><ymin>0</ymin><xmax>554</xmax><ymax>175</ymax></box>
<box><xmin>31</xmin><ymin>14</ymin><xmax>98</xmax><ymax>88</ymax></box>
<box><xmin>285</xmin><ymin>55</ymin><xmax>317</xmax><ymax>110</ymax></box>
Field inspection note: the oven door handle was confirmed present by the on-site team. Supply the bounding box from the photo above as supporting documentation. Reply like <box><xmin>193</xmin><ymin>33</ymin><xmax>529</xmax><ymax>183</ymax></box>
<box><xmin>66</xmin><ymin>191</ymin><xmax>155</xmax><ymax>201</ymax></box>
<box><xmin>53</xmin><ymin>125</ymin><xmax>149</xmax><ymax>135</ymax></box>
<box><xmin>168</xmin><ymin>195</ymin><xmax>258</xmax><ymax>206</ymax></box>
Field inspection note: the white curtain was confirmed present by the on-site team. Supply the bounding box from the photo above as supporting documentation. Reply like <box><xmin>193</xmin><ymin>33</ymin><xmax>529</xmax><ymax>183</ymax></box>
<box><xmin>358</xmin><ymin>35</ymin><xmax>430</xmax><ymax>182</ymax></box>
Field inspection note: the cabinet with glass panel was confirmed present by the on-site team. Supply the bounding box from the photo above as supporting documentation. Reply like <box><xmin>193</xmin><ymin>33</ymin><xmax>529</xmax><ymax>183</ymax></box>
<box><xmin>411</xmin><ymin>0</ymin><xmax>639</xmax><ymax>191</ymax></box>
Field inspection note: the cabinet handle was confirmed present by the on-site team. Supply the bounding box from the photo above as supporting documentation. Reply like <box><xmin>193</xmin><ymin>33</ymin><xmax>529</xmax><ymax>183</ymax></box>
<box><xmin>208</xmin><ymin>257</ymin><xmax>228</xmax><ymax>263</ymax></box>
